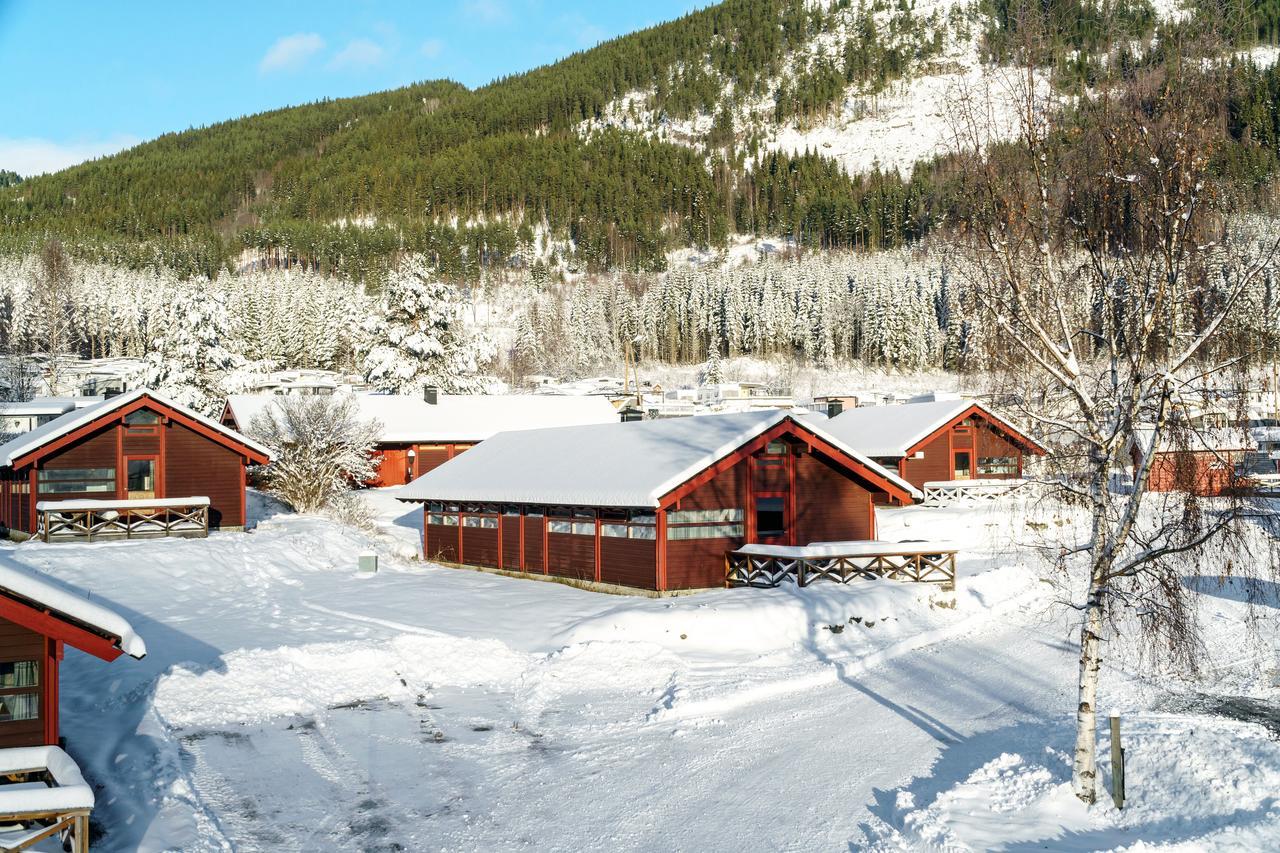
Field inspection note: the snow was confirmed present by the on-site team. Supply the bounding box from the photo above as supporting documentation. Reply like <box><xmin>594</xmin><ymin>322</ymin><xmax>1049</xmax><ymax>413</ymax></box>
<box><xmin>0</xmin><ymin>559</ymin><xmax>146</xmax><ymax>659</ymax></box>
<box><xmin>1</xmin><ymin>485</ymin><xmax>1273</xmax><ymax>851</ymax></box>
<box><xmin>736</xmin><ymin>539</ymin><xmax>958</xmax><ymax>559</ymax></box>
<box><xmin>37</xmin><ymin>496</ymin><xmax>210</xmax><ymax>512</ymax></box>
<box><xmin>0</xmin><ymin>746</ymin><xmax>94</xmax><ymax>815</ymax></box>
<box><xmin>397</xmin><ymin>409</ymin><xmax>919</xmax><ymax>507</ymax></box>
<box><xmin>225</xmin><ymin>391</ymin><xmax>619</xmax><ymax>444</ymax></box>
<box><xmin>0</xmin><ymin>388</ymin><xmax>271</xmax><ymax>466</ymax></box>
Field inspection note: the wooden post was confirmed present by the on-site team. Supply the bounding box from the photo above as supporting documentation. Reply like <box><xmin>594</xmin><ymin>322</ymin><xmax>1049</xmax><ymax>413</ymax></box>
<box><xmin>796</xmin><ymin>558</ymin><xmax>806</xmax><ymax>587</ymax></box>
<box><xmin>74</xmin><ymin>812</ymin><xmax>90</xmax><ymax>853</ymax></box>
<box><xmin>1110</xmin><ymin>713</ymin><xmax>1125</xmax><ymax>809</ymax></box>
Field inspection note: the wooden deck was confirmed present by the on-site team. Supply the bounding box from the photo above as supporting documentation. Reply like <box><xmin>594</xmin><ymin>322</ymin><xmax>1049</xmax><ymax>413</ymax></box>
<box><xmin>36</xmin><ymin>497</ymin><xmax>210</xmax><ymax>543</ymax></box>
<box><xmin>726</xmin><ymin>544</ymin><xmax>957</xmax><ymax>590</ymax></box>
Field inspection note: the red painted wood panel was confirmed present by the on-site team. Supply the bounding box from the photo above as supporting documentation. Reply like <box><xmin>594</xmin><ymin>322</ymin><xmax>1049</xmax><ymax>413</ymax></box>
<box><xmin>0</xmin><ymin>617</ymin><xmax>51</xmax><ymax>748</ymax></box>
<box><xmin>163</xmin><ymin>422</ymin><xmax>247</xmax><ymax>528</ymax></box>
<box><xmin>599</xmin><ymin>537</ymin><xmax>658</xmax><ymax>589</ymax></box>
<box><xmin>793</xmin><ymin>451</ymin><xmax>874</xmax><ymax>543</ymax></box>
<box><xmin>461</xmin><ymin>526</ymin><xmax>500</xmax><ymax>567</ymax></box>
<box><xmin>500</xmin><ymin>516</ymin><xmax>522</xmax><ymax>570</ymax></box>
<box><xmin>546</xmin><ymin>533</ymin><xmax>595</xmax><ymax>580</ymax></box>
<box><xmin>900</xmin><ymin>431</ymin><xmax>952</xmax><ymax>489</ymax></box>
<box><xmin>424</xmin><ymin>522</ymin><xmax>459</xmax><ymax>562</ymax></box>
<box><xmin>666</xmin><ymin>537</ymin><xmax>738</xmax><ymax>589</ymax></box>
<box><xmin>523</xmin><ymin>516</ymin><xmax>545</xmax><ymax>572</ymax></box>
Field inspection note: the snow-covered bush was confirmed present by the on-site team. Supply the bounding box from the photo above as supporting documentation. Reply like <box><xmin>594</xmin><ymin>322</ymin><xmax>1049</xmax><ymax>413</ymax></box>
<box><xmin>248</xmin><ymin>395</ymin><xmax>382</xmax><ymax>514</ymax></box>
<box><xmin>360</xmin><ymin>257</ymin><xmax>490</xmax><ymax>393</ymax></box>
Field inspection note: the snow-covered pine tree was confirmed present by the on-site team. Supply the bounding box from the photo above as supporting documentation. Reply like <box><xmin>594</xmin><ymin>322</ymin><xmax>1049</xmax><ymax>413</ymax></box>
<box><xmin>142</xmin><ymin>286</ymin><xmax>240</xmax><ymax>414</ymax></box>
<box><xmin>361</xmin><ymin>257</ymin><xmax>489</xmax><ymax>394</ymax></box>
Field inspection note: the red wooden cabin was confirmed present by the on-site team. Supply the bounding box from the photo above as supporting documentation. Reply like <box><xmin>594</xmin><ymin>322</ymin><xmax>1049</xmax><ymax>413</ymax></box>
<box><xmin>1130</xmin><ymin>430</ymin><xmax>1254</xmax><ymax>496</ymax></box>
<box><xmin>0</xmin><ymin>390</ymin><xmax>270</xmax><ymax>535</ymax></box>
<box><xmin>825</xmin><ymin>398</ymin><xmax>1046</xmax><ymax>490</ymax></box>
<box><xmin>0</xmin><ymin>565</ymin><xmax>145</xmax><ymax>749</ymax></box>
<box><xmin>222</xmin><ymin>390</ymin><xmax>619</xmax><ymax>487</ymax></box>
<box><xmin>398</xmin><ymin>410</ymin><xmax>920</xmax><ymax>592</ymax></box>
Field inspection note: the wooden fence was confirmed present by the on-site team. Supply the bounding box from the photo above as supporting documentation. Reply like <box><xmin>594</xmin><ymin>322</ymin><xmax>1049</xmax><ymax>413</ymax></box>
<box><xmin>726</xmin><ymin>547</ymin><xmax>957</xmax><ymax>590</ymax></box>
<box><xmin>922</xmin><ymin>479</ymin><xmax>1030</xmax><ymax>506</ymax></box>
<box><xmin>37</xmin><ymin>498</ymin><xmax>210</xmax><ymax>542</ymax></box>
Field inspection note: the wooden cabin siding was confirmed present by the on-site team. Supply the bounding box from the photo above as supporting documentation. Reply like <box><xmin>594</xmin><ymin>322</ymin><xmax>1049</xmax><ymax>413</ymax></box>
<box><xmin>371</xmin><ymin>448</ymin><xmax>410</xmax><ymax>488</ymax></box>
<box><xmin>0</xmin><ymin>617</ymin><xmax>50</xmax><ymax>749</ymax></box>
<box><xmin>976</xmin><ymin>426</ymin><xmax>1025</xmax><ymax>478</ymax></box>
<box><xmin>42</xmin><ymin>426</ymin><xmax>116</xmax><ymax>472</ymax></box>
<box><xmin>667</xmin><ymin>537</ymin><xmax>738</xmax><ymax>589</ymax></box>
<box><xmin>1146</xmin><ymin>449</ymin><xmax>1245</xmax><ymax>496</ymax></box>
<box><xmin>500</xmin><ymin>516</ymin><xmax>522</xmax><ymax>570</ymax></box>
<box><xmin>424</xmin><ymin>521</ymin><xmax>460</xmax><ymax>563</ymax></box>
<box><xmin>164</xmin><ymin>422</ymin><xmax>245</xmax><ymax>528</ymax></box>
<box><xmin>600</xmin><ymin>537</ymin><xmax>657</xmax><ymax>589</ymax></box>
<box><xmin>461</xmin><ymin>525</ymin><xmax>500</xmax><ymax>568</ymax></box>
<box><xmin>681</xmin><ymin>465</ymin><xmax>747</xmax><ymax>510</ymax></box>
<box><xmin>546</xmin><ymin>532</ymin><xmax>595</xmax><ymax>580</ymax></box>
<box><xmin>900</xmin><ymin>431</ymin><xmax>952</xmax><ymax>487</ymax></box>
<box><xmin>523</xmin><ymin>516</ymin><xmax>545</xmax><ymax>572</ymax></box>
<box><xmin>793</xmin><ymin>451</ymin><xmax>874</xmax><ymax>543</ymax></box>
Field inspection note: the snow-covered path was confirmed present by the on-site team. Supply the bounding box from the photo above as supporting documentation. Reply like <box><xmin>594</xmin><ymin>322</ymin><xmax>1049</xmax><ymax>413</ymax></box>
<box><xmin>5</xmin><ymin>490</ymin><xmax>1274</xmax><ymax>851</ymax></box>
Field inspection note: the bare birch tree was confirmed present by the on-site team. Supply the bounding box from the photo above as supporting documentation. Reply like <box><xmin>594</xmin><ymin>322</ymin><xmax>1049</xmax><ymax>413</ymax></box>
<box><xmin>950</xmin><ymin>26</ymin><xmax>1280</xmax><ymax>803</ymax></box>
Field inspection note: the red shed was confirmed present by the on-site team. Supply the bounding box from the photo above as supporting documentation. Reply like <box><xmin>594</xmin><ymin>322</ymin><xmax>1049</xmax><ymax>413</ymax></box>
<box><xmin>824</xmin><ymin>398</ymin><xmax>1046</xmax><ymax>491</ymax></box>
<box><xmin>0</xmin><ymin>563</ymin><xmax>144</xmax><ymax>748</ymax></box>
<box><xmin>1130</xmin><ymin>429</ymin><xmax>1254</xmax><ymax>496</ymax></box>
<box><xmin>397</xmin><ymin>410</ymin><xmax>920</xmax><ymax>592</ymax></box>
<box><xmin>0</xmin><ymin>390</ymin><xmax>270</xmax><ymax>536</ymax></box>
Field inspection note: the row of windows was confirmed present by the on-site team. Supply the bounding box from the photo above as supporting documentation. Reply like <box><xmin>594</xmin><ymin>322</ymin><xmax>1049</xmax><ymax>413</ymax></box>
<box><xmin>37</xmin><ymin>467</ymin><xmax>116</xmax><ymax>494</ymax></box>
<box><xmin>427</xmin><ymin>505</ymin><xmax>745</xmax><ymax>540</ymax></box>
<box><xmin>977</xmin><ymin>456</ymin><xmax>1018</xmax><ymax>476</ymax></box>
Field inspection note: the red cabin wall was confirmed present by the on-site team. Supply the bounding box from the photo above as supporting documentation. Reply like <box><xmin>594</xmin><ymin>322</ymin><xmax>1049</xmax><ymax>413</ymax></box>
<box><xmin>900</xmin><ymin>431</ymin><xmax>953</xmax><ymax>489</ymax></box>
<box><xmin>546</xmin><ymin>531</ymin><xmax>596</xmax><ymax>581</ymax></box>
<box><xmin>1145</xmin><ymin>449</ymin><xmax>1243</xmax><ymax>496</ymax></box>
<box><xmin>897</xmin><ymin>418</ymin><xmax>1029</xmax><ymax>490</ymax></box>
<box><xmin>163</xmin><ymin>422</ymin><xmax>248</xmax><ymax>528</ymax></box>
<box><xmin>0</xmin><ymin>616</ymin><xmax>56</xmax><ymax>749</ymax></box>
<box><xmin>523</xmin><ymin>516</ymin><xmax>545</xmax><ymax>572</ymax></box>
<box><xmin>599</xmin><ymin>537</ymin><xmax>658</xmax><ymax>589</ymax></box>
<box><xmin>793</xmin><ymin>451</ymin><xmax>875</xmax><ymax>543</ymax></box>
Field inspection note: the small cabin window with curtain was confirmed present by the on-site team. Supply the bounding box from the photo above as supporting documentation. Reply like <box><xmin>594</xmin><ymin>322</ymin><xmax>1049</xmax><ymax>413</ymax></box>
<box><xmin>601</xmin><ymin>510</ymin><xmax>657</xmax><ymax>540</ymax></box>
<box><xmin>37</xmin><ymin>468</ymin><xmax>116</xmax><ymax>494</ymax></box>
<box><xmin>0</xmin><ymin>659</ymin><xmax>38</xmax><ymax>723</ymax></box>
<box><xmin>666</xmin><ymin>508</ymin><xmax>744</xmax><ymax>540</ymax></box>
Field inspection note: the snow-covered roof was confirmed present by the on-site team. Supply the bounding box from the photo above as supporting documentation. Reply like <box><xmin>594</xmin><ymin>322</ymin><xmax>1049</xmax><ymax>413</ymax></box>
<box><xmin>0</xmin><ymin>389</ymin><xmax>271</xmax><ymax>467</ymax></box>
<box><xmin>397</xmin><ymin>409</ymin><xmax>920</xmax><ymax>508</ymax></box>
<box><xmin>823</xmin><ymin>399</ymin><xmax>1040</xmax><ymax>458</ymax></box>
<box><xmin>1133</xmin><ymin>427</ymin><xmax>1255</xmax><ymax>454</ymax></box>
<box><xmin>224</xmin><ymin>392</ymin><xmax>620</xmax><ymax>444</ymax></box>
<box><xmin>0</xmin><ymin>562</ymin><xmax>146</xmax><ymax>658</ymax></box>
<box><xmin>0</xmin><ymin>398</ymin><xmax>79</xmax><ymax>416</ymax></box>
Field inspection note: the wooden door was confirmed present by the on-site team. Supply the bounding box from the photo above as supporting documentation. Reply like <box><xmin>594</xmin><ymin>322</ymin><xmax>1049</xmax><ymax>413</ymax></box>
<box><xmin>125</xmin><ymin>456</ymin><xmax>158</xmax><ymax>500</ymax></box>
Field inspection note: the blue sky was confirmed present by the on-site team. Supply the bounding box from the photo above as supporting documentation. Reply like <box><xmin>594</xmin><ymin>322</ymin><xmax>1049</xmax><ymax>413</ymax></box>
<box><xmin>0</xmin><ymin>0</ymin><xmax>706</xmax><ymax>176</ymax></box>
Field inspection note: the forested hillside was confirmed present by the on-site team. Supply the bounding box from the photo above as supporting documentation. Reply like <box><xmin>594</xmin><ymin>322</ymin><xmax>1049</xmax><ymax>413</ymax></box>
<box><xmin>4</xmin><ymin>0</ymin><xmax>1280</xmax><ymax>282</ymax></box>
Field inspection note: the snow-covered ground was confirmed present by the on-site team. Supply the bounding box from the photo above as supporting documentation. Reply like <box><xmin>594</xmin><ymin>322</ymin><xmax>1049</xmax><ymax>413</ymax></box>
<box><xmin>4</xmin><ymin>489</ymin><xmax>1277</xmax><ymax>850</ymax></box>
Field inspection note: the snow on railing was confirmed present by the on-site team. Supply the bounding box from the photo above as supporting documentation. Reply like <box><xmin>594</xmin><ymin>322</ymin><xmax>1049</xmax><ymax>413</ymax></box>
<box><xmin>0</xmin><ymin>745</ymin><xmax>93</xmax><ymax>852</ymax></box>
<box><xmin>36</xmin><ymin>497</ymin><xmax>210</xmax><ymax>543</ymax></box>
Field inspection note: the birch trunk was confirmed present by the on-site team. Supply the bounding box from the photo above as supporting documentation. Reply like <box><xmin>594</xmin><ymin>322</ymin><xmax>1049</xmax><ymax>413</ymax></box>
<box><xmin>1073</xmin><ymin>584</ymin><xmax>1105</xmax><ymax>804</ymax></box>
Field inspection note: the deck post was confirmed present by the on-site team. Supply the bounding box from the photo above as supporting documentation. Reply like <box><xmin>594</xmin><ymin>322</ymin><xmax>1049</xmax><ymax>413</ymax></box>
<box><xmin>74</xmin><ymin>812</ymin><xmax>90</xmax><ymax>853</ymax></box>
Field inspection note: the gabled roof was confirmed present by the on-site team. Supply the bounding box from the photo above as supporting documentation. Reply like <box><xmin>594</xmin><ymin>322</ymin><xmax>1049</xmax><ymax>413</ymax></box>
<box><xmin>397</xmin><ymin>409</ymin><xmax>920</xmax><ymax>508</ymax></box>
<box><xmin>0</xmin><ymin>389</ymin><xmax>271</xmax><ymax>468</ymax></box>
<box><xmin>0</xmin><ymin>561</ymin><xmax>146</xmax><ymax>660</ymax></box>
<box><xmin>223</xmin><ymin>392</ymin><xmax>620</xmax><ymax>444</ymax></box>
<box><xmin>823</xmin><ymin>399</ymin><xmax>1046</xmax><ymax>458</ymax></box>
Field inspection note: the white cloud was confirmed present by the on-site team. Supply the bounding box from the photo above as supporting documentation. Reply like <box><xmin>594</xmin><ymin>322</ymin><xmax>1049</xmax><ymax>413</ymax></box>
<box><xmin>420</xmin><ymin>38</ymin><xmax>444</xmax><ymax>59</ymax></box>
<box><xmin>329</xmin><ymin>38</ymin><xmax>386</xmax><ymax>70</ymax></box>
<box><xmin>0</xmin><ymin>134</ymin><xmax>142</xmax><ymax>177</ymax></box>
<box><xmin>463</xmin><ymin>0</ymin><xmax>509</xmax><ymax>25</ymax></box>
<box><xmin>259</xmin><ymin>33</ymin><xmax>326</xmax><ymax>73</ymax></box>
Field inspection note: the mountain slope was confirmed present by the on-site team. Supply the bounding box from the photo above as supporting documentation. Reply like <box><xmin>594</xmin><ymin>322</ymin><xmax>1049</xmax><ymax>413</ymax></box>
<box><xmin>4</xmin><ymin>0</ymin><xmax>1279</xmax><ymax>279</ymax></box>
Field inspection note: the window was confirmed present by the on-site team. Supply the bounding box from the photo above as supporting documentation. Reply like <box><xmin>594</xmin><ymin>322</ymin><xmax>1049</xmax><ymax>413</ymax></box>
<box><xmin>755</xmin><ymin>497</ymin><xmax>785</xmax><ymax>536</ymax></box>
<box><xmin>668</xmin><ymin>509</ymin><xmax>743</xmax><ymax>524</ymax></box>
<box><xmin>127</xmin><ymin>459</ymin><xmax>156</xmax><ymax>497</ymax></box>
<box><xmin>600</xmin><ymin>510</ymin><xmax>655</xmax><ymax>539</ymax></box>
<box><xmin>0</xmin><ymin>659</ymin><xmax>38</xmax><ymax>724</ymax></box>
<box><xmin>502</xmin><ymin>504</ymin><xmax>522</xmax><ymax>517</ymax></box>
<box><xmin>765</xmin><ymin>440</ymin><xmax>789</xmax><ymax>455</ymax></box>
<box><xmin>0</xmin><ymin>661</ymin><xmax>37</xmax><ymax>688</ymax></box>
<box><xmin>124</xmin><ymin>410</ymin><xmax>160</xmax><ymax>424</ymax></box>
<box><xmin>667</xmin><ymin>523</ymin><xmax>744</xmax><ymax>540</ymax></box>
<box><xmin>978</xmin><ymin>456</ymin><xmax>1018</xmax><ymax>476</ymax></box>
<box><xmin>548</xmin><ymin>520</ymin><xmax>572</xmax><ymax>534</ymax></box>
<box><xmin>954</xmin><ymin>452</ymin><xmax>972</xmax><ymax>480</ymax></box>
<box><xmin>463</xmin><ymin>515</ymin><xmax>498</xmax><ymax>529</ymax></box>
<box><xmin>37</xmin><ymin>467</ymin><xmax>116</xmax><ymax>494</ymax></box>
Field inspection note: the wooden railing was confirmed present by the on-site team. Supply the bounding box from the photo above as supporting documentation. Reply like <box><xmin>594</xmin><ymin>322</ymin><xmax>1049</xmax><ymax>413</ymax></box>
<box><xmin>726</xmin><ymin>546</ymin><xmax>957</xmax><ymax>590</ymax></box>
<box><xmin>921</xmin><ymin>478</ymin><xmax>1029</xmax><ymax>506</ymax></box>
<box><xmin>36</xmin><ymin>497</ymin><xmax>210</xmax><ymax>542</ymax></box>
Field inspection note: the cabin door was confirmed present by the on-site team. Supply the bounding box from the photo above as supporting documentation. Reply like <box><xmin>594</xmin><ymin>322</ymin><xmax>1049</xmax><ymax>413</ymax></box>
<box><xmin>754</xmin><ymin>494</ymin><xmax>789</xmax><ymax>545</ymax></box>
<box><xmin>952</xmin><ymin>451</ymin><xmax>972</xmax><ymax>481</ymax></box>
<box><xmin>124</xmin><ymin>456</ymin><xmax>158</xmax><ymax>500</ymax></box>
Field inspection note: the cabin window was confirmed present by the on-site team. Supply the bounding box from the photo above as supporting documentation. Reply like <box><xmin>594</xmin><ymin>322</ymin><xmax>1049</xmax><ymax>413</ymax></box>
<box><xmin>502</xmin><ymin>504</ymin><xmax>522</xmax><ymax>517</ymax></box>
<box><xmin>0</xmin><ymin>660</ymin><xmax>38</xmax><ymax>724</ymax></box>
<box><xmin>765</xmin><ymin>440</ymin><xmax>789</xmax><ymax>455</ymax></box>
<box><xmin>669</xmin><ymin>509</ymin><xmax>743</xmax><ymax>524</ymax></box>
<box><xmin>978</xmin><ymin>456</ymin><xmax>1018</xmax><ymax>476</ymax></box>
<box><xmin>37</xmin><ymin>467</ymin><xmax>116</xmax><ymax>494</ymax></box>
<box><xmin>601</xmin><ymin>510</ymin><xmax>657</xmax><ymax>539</ymax></box>
<box><xmin>463</xmin><ymin>515</ymin><xmax>498</xmax><ymax>529</ymax></box>
<box><xmin>667</xmin><ymin>508</ymin><xmax>745</xmax><ymax>540</ymax></box>
<box><xmin>667</xmin><ymin>523</ymin><xmax>744</xmax><ymax>540</ymax></box>
<box><xmin>755</xmin><ymin>497</ymin><xmax>786</xmax><ymax>536</ymax></box>
<box><xmin>0</xmin><ymin>661</ymin><xmax>37</xmax><ymax>688</ymax></box>
<box><xmin>124</xmin><ymin>410</ymin><xmax>161</xmax><ymax>434</ymax></box>
<box><xmin>571</xmin><ymin>509</ymin><xmax>596</xmax><ymax>536</ymax></box>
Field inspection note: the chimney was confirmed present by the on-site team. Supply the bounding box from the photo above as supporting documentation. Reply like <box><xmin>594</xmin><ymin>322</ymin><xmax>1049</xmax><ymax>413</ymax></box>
<box><xmin>424</xmin><ymin>385</ymin><xmax>439</xmax><ymax>405</ymax></box>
